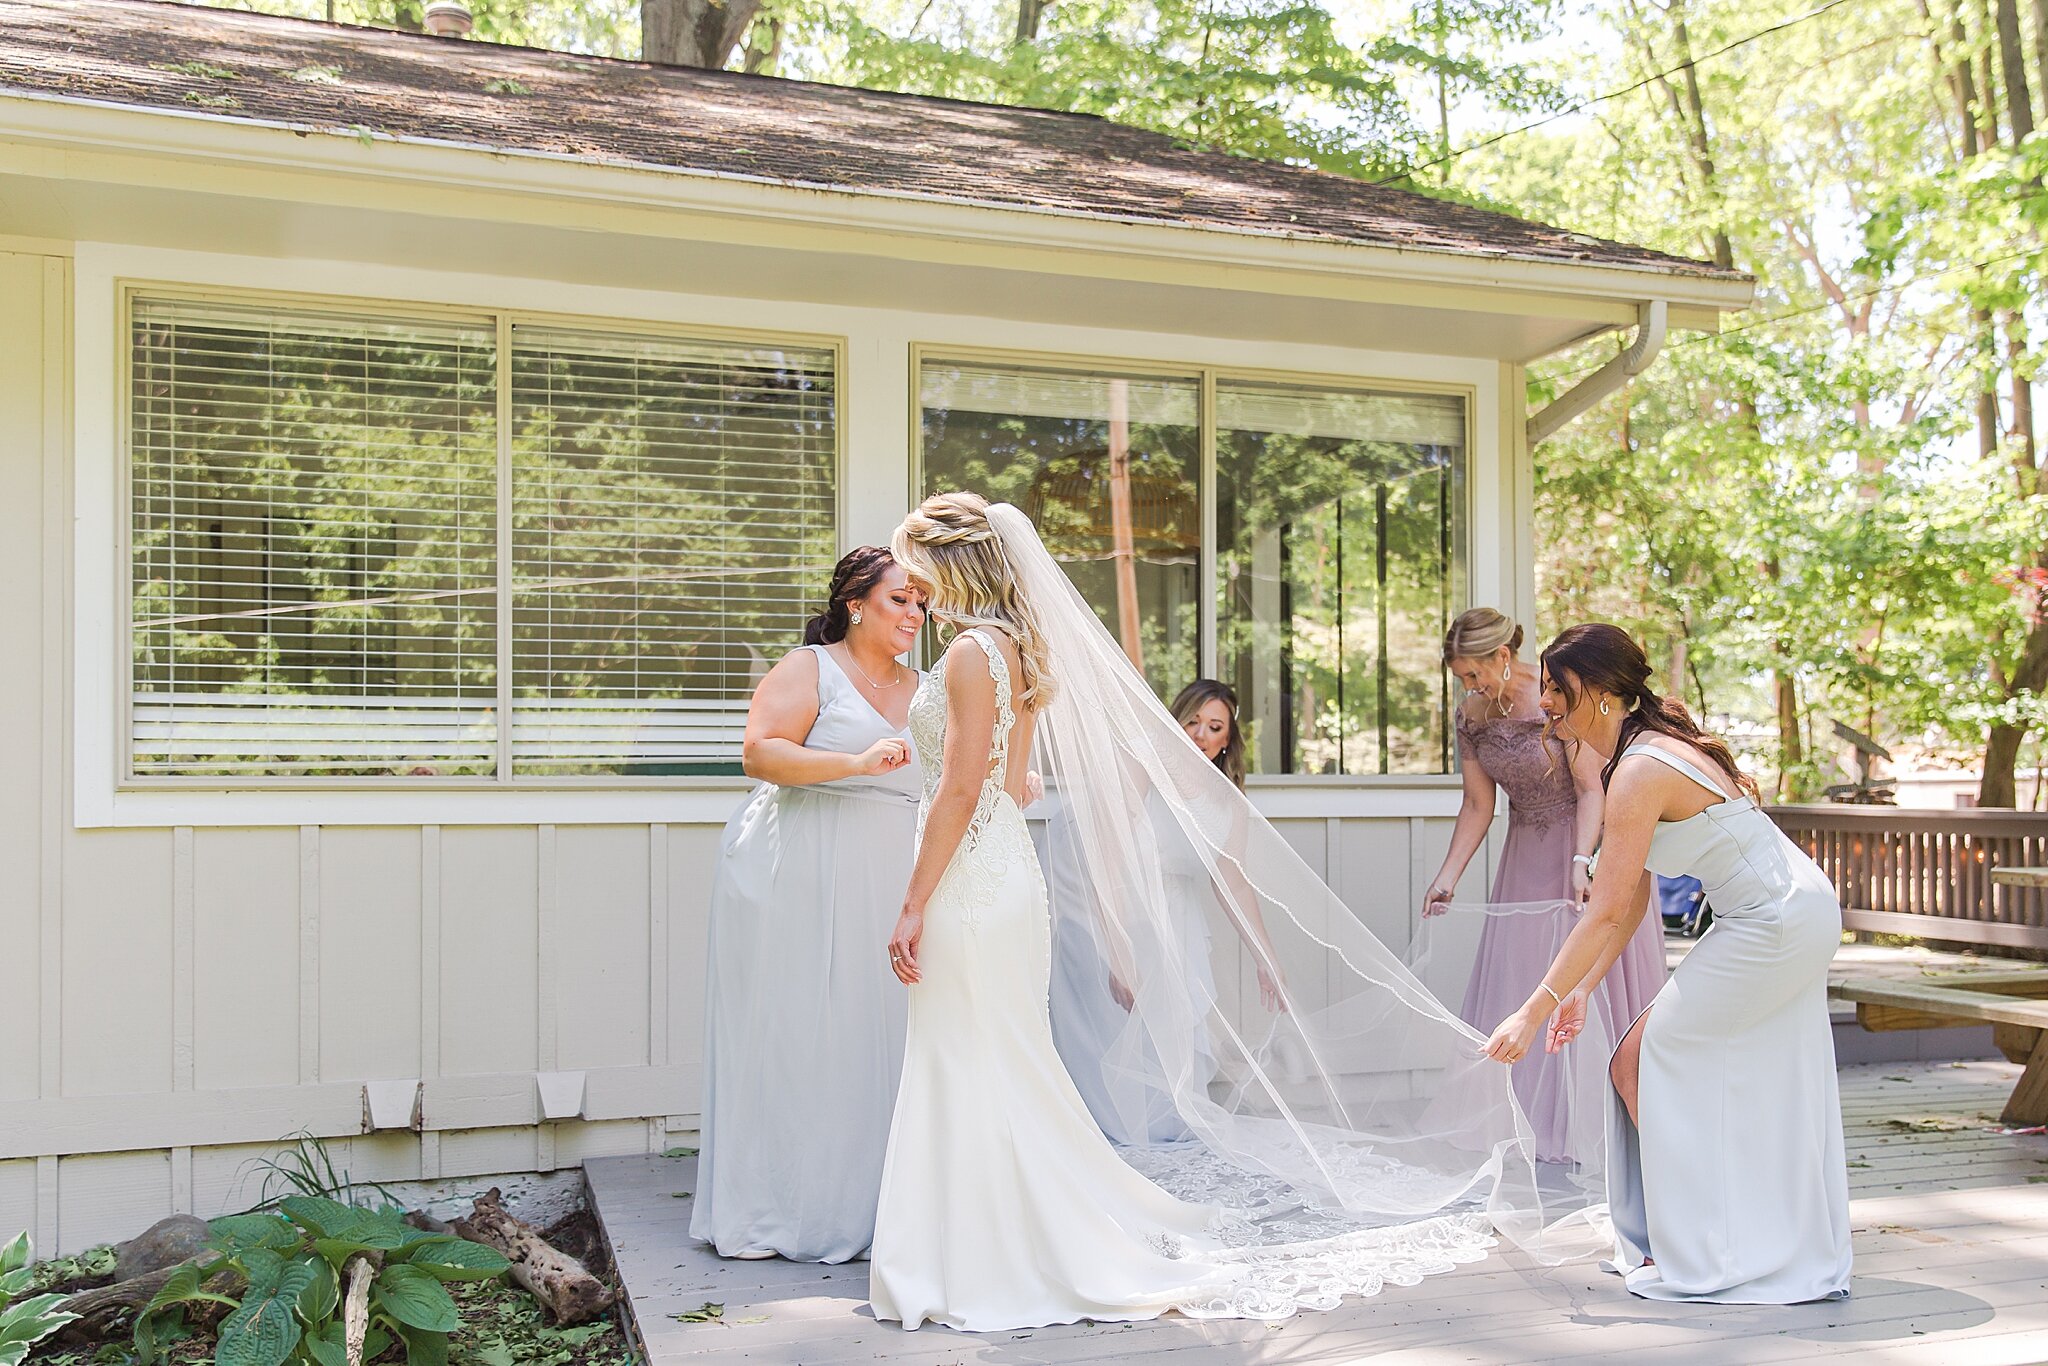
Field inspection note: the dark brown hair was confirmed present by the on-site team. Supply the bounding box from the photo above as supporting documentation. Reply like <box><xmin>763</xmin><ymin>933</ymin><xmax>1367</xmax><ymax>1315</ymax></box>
<box><xmin>1171</xmin><ymin>679</ymin><xmax>1246</xmax><ymax>789</ymax></box>
<box><xmin>1539</xmin><ymin>623</ymin><xmax>1755</xmax><ymax>797</ymax></box>
<box><xmin>804</xmin><ymin>546</ymin><xmax>898</xmax><ymax>646</ymax></box>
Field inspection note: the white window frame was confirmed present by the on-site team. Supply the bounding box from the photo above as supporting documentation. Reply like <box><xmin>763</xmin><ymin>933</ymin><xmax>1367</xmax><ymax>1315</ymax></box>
<box><xmin>74</xmin><ymin>244</ymin><xmax>1516</xmax><ymax>827</ymax></box>
<box><xmin>910</xmin><ymin>343</ymin><xmax>1480</xmax><ymax>782</ymax></box>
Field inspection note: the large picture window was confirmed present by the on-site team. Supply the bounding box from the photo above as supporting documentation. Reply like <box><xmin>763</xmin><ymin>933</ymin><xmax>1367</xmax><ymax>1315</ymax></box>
<box><xmin>919</xmin><ymin>355</ymin><xmax>1466</xmax><ymax>778</ymax></box>
<box><xmin>127</xmin><ymin>293</ymin><xmax>837</xmax><ymax>782</ymax></box>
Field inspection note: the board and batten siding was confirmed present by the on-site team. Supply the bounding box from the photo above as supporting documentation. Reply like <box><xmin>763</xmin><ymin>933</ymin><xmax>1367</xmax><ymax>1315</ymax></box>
<box><xmin>0</xmin><ymin>244</ymin><xmax>1517</xmax><ymax>1255</ymax></box>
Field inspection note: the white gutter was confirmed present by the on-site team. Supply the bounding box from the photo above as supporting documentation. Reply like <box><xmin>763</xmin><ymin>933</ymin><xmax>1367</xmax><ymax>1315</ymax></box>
<box><xmin>1525</xmin><ymin>299</ymin><xmax>1668</xmax><ymax>444</ymax></box>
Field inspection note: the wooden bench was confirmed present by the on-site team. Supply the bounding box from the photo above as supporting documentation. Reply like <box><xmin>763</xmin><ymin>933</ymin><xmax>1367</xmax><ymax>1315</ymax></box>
<box><xmin>1830</xmin><ymin>971</ymin><xmax>2048</xmax><ymax>1124</ymax></box>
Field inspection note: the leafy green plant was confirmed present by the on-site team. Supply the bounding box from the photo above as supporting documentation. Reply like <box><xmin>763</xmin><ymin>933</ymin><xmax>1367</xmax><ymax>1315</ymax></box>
<box><xmin>1</xmin><ymin>1232</ymin><xmax>81</xmax><ymax>1366</ymax></box>
<box><xmin>134</xmin><ymin>1198</ymin><xmax>507</xmax><ymax>1366</ymax></box>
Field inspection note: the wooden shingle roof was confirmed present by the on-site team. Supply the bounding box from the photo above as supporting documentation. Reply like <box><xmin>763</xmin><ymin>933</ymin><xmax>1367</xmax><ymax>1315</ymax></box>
<box><xmin>0</xmin><ymin>0</ymin><xmax>1742</xmax><ymax>281</ymax></box>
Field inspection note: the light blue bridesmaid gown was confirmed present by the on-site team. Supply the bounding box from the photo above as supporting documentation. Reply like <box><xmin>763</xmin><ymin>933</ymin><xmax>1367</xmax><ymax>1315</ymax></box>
<box><xmin>690</xmin><ymin>645</ymin><xmax>922</xmax><ymax>1263</ymax></box>
<box><xmin>1607</xmin><ymin>744</ymin><xmax>1853</xmax><ymax>1303</ymax></box>
<box><xmin>1042</xmin><ymin>789</ymin><xmax>1219</xmax><ymax>1145</ymax></box>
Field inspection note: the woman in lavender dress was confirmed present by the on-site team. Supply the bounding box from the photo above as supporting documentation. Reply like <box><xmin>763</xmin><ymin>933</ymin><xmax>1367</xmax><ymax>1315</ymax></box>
<box><xmin>1421</xmin><ymin>608</ymin><xmax>1665</xmax><ymax>1161</ymax></box>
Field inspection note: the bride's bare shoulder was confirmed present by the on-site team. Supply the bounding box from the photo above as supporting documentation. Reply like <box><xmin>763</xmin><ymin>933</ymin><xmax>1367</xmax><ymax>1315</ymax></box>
<box><xmin>945</xmin><ymin>625</ymin><xmax>1020</xmax><ymax>674</ymax></box>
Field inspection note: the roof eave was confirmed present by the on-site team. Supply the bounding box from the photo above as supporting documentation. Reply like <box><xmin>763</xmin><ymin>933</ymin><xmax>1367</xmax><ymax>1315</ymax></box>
<box><xmin>0</xmin><ymin>88</ymin><xmax>1758</xmax><ymax>331</ymax></box>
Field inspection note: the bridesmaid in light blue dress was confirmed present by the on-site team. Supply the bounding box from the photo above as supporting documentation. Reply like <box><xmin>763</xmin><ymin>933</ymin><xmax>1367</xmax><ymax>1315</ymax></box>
<box><xmin>691</xmin><ymin>547</ymin><xmax>926</xmax><ymax>1264</ymax></box>
<box><xmin>1484</xmin><ymin>624</ymin><xmax>1852</xmax><ymax>1305</ymax></box>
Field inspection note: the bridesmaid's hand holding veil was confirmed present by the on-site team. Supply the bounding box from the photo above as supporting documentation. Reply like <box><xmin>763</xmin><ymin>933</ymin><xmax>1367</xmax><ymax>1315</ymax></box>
<box><xmin>1483</xmin><ymin>1000</ymin><xmax>1546</xmax><ymax>1064</ymax></box>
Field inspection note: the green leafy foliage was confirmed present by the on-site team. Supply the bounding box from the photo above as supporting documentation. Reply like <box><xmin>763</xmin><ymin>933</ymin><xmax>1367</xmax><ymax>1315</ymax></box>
<box><xmin>128</xmin><ymin>1202</ymin><xmax>508</xmax><ymax>1366</ymax></box>
<box><xmin>0</xmin><ymin>1233</ymin><xmax>81</xmax><ymax>1366</ymax></box>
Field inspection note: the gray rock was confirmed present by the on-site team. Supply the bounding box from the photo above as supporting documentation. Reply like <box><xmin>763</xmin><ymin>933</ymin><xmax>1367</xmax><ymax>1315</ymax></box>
<box><xmin>113</xmin><ymin>1215</ymin><xmax>213</xmax><ymax>1282</ymax></box>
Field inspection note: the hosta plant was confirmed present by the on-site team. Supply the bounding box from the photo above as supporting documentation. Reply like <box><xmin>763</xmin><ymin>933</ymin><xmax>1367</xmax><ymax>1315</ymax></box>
<box><xmin>0</xmin><ymin>1232</ymin><xmax>81</xmax><ymax>1366</ymax></box>
<box><xmin>134</xmin><ymin>1196</ymin><xmax>508</xmax><ymax>1366</ymax></box>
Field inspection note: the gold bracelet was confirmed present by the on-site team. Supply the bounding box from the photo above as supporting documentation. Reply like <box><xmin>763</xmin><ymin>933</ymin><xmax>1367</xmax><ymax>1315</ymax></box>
<box><xmin>1538</xmin><ymin>982</ymin><xmax>1564</xmax><ymax>1008</ymax></box>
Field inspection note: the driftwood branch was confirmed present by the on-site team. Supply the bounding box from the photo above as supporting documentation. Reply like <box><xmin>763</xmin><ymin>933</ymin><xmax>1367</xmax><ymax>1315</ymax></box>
<box><xmin>60</xmin><ymin>1261</ymin><xmax>243</xmax><ymax>1338</ymax></box>
<box><xmin>452</xmin><ymin>1189</ymin><xmax>612</xmax><ymax>1325</ymax></box>
<box><xmin>342</xmin><ymin>1255</ymin><xmax>375</xmax><ymax>1366</ymax></box>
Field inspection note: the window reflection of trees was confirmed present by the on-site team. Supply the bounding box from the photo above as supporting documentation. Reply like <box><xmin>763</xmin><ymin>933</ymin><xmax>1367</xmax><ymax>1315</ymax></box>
<box><xmin>920</xmin><ymin>372</ymin><xmax>1201</xmax><ymax>702</ymax></box>
<box><xmin>1219</xmin><ymin>417</ymin><xmax>1463</xmax><ymax>778</ymax></box>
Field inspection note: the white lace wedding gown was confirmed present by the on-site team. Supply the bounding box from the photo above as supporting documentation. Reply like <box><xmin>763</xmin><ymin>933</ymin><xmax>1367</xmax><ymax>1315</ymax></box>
<box><xmin>868</xmin><ymin>629</ymin><xmax>1495</xmax><ymax>1332</ymax></box>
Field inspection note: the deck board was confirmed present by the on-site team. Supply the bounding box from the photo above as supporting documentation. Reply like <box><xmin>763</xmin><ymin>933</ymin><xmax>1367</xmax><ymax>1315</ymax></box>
<box><xmin>592</xmin><ymin>1056</ymin><xmax>2048</xmax><ymax>1365</ymax></box>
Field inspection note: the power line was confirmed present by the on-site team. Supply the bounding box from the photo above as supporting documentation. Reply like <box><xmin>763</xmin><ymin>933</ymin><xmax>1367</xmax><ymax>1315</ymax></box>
<box><xmin>1374</xmin><ymin>0</ymin><xmax>1874</xmax><ymax>186</ymax></box>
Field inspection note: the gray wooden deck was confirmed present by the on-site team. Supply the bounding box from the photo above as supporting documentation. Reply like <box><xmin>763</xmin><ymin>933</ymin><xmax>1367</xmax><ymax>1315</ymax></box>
<box><xmin>587</xmin><ymin>1055</ymin><xmax>2048</xmax><ymax>1365</ymax></box>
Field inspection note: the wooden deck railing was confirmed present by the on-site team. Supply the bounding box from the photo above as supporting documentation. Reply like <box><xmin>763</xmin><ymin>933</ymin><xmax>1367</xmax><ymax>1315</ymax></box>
<box><xmin>1766</xmin><ymin>804</ymin><xmax>2048</xmax><ymax>951</ymax></box>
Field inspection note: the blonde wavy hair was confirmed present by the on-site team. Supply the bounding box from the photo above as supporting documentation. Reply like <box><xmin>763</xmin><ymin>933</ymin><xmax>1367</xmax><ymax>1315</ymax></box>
<box><xmin>1442</xmin><ymin>606</ymin><xmax>1524</xmax><ymax>666</ymax></box>
<box><xmin>891</xmin><ymin>491</ymin><xmax>1056</xmax><ymax>707</ymax></box>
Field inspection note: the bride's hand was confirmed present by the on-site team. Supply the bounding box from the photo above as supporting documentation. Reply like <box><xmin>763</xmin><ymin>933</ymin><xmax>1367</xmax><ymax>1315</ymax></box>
<box><xmin>1023</xmin><ymin>770</ymin><xmax>1045</xmax><ymax>806</ymax></box>
<box><xmin>1546</xmin><ymin>988</ymin><xmax>1588</xmax><ymax>1053</ymax></box>
<box><xmin>1483</xmin><ymin>1004</ymin><xmax>1545</xmax><ymax>1065</ymax></box>
<box><xmin>856</xmin><ymin>738</ymin><xmax>911</xmax><ymax>776</ymax></box>
<box><xmin>888</xmin><ymin>907</ymin><xmax>924</xmax><ymax>985</ymax></box>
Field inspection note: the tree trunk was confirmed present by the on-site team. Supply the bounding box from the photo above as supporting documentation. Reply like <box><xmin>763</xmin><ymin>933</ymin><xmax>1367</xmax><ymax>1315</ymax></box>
<box><xmin>1999</xmin><ymin>0</ymin><xmax>2036</xmax><ymax>137</ymax></box>
<box><xmin>2010</xmin><ymin>319</ymin><xmax>2037</xmax><ymax>482</ymax></box>
<box><xmin>1980</xmin><ymin>613</ymin><xmax>2048</xmax><ymax>803</ymax></box>
<box><xmin>1986</xmin><ymin>722</ymin><xmax>2026</xmax><ymax>806</ymax></box>
<box><xmin>741</xmin><ymin>14</ymin><xmax>782</xmax><ymax>74</ymax></box>
<box><xmin>1980</xmin><ymin>0</ymin><xmax>2004</xmax><ymax>143</ymax></box>
<box><xmin>1775</xmin><ymin>668</ymin><xmax>1803</xmax><ymax>802</ymax></box>
<box><xmin>1016</xmin><ymin>0</ymin><xmax>1051</xmax><ymax>41</ymax></box>
<box><xmin>1669</xmin><ymin>12</ymin><xmax>1734</xmax><ymax>270</ymax></box>
<box><xmin>642</xmin><ymin>0</ymin><xmax>760</xmax><ymax>68</ymax></box>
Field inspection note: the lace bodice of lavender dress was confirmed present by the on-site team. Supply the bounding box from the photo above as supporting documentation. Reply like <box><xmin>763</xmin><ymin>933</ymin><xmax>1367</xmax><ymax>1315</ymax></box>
<box><xmin>1455</xmin><ymin>711</ymin><xmax>1574</xmax><ymax>833</ymax></box>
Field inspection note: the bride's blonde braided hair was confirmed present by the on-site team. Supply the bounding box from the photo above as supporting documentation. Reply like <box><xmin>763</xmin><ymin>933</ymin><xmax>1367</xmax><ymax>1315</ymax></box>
<box><xmin>892</xmin><ymin>491</ymin><xmax>1057</xmax><ymax>707</ymax></box>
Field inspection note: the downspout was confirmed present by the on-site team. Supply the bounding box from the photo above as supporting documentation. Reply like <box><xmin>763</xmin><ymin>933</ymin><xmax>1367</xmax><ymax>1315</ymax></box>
<box><xmin>1525</xmin><ymin>299</ymin><xmax>1668</xmax><ymax>445</ymax></box>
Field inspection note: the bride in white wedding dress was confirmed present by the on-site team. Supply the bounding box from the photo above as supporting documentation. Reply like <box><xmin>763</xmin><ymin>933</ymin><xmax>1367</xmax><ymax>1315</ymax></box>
<box><xmin>869</xmin><ymin>492</ymin><xmax>1607</xmax><ymax>1333</ymax></box>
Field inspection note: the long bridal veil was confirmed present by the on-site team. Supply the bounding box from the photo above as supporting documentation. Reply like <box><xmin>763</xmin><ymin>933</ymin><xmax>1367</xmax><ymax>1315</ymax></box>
<box><xmin>988</xmin><ymin>501</ymin><xmax>1609</xmax><ymax>1262</ymax></box>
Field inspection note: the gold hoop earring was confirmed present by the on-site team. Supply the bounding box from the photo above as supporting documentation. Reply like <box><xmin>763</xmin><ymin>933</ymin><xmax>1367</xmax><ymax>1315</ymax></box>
<box><xmin>1599</xmin><ymin>697</ymin><xmax>1611</xmax><ymax>717</ymax></box>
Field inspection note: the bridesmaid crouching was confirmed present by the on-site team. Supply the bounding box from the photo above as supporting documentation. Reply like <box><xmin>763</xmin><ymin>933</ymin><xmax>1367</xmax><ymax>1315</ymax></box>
<box><xmin>691</xmin><ymin>547</ymin><xmax>926</xmax><ymax>1263</ymax></box>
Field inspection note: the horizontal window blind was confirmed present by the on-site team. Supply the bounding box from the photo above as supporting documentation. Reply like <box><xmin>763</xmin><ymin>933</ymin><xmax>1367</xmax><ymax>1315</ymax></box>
<box><xmin>129</xmin><ymin>296</ymin><xmax>499</xmax><ymax>778</ymax></box>
<box><xmin>508</xmin><ymin>325</ymin><xmax>837</xmax><ymax>775</ymax></box>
